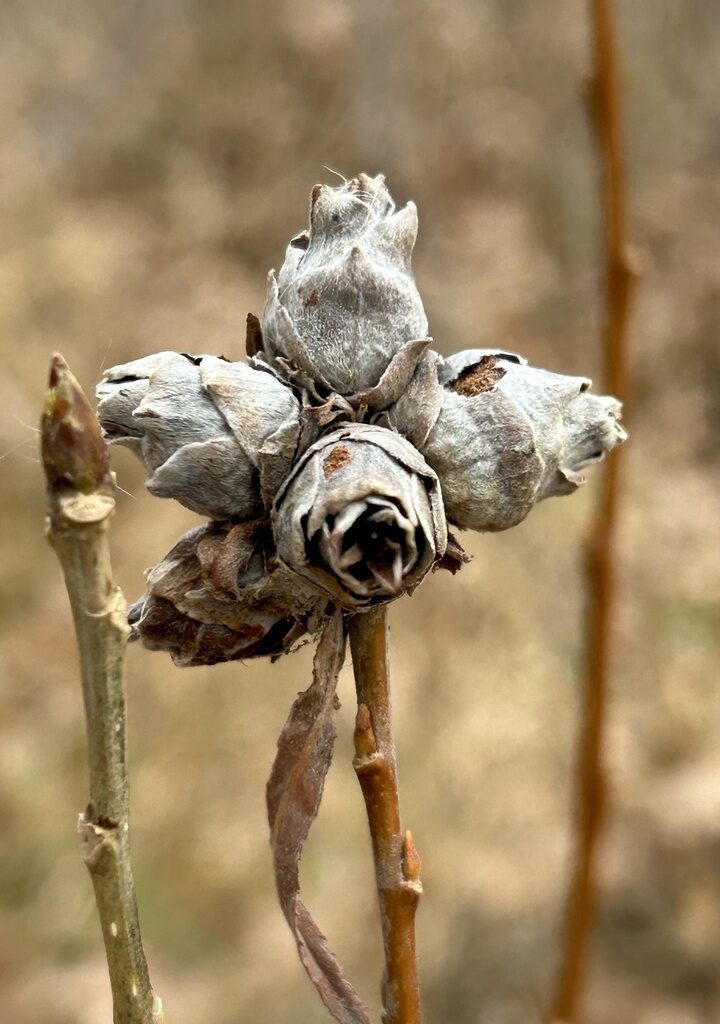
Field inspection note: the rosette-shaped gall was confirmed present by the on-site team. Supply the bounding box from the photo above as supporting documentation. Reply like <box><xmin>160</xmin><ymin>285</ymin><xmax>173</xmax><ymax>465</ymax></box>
<box><xmin>96</xmin><ymin>352</ymin><xmax>301</xmax><ymax>519</ymax></box>
<box><xmin>272</xmin><ymin>423</ymin><xmax>447</xmax><ymax>609</ymax></box>
<box><xmin>128</xmin><ymin>521</ymin><xmax>329</xmax><ymax>666</ymax></box>
<box><xmin>262</xmin><ymin>174</ymin><xmax>429</xmax><ymax>397</ymax></box>
<box><xmin>421</xmin><ymin>349</ymin><xmax>627</xmax><ymax>532</ymax></box>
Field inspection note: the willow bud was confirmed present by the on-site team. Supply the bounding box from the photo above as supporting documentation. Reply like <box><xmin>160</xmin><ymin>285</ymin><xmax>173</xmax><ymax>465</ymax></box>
<box><xmin>128</xmin><ymin>521</ymin><xmax>329</xmax><ymax>666</ymax></box>
<box><xmin>97</xmin><ymin>353</ymin><xmax>301</xmax><ymax>518</ymax></box>
<box><xmin>422</xmin><ymin>349</ymin><xmax>627</xmax><ymax>531</ymax></box>
<box><xmin>272</xmin><ymin>423</ymin><xmax>447</xmax><ymax>609</ymax></box>
<box><xmin>261</xmin><ymin>174</ymin><xmax>429</xmax><ymax>397</ymax></box>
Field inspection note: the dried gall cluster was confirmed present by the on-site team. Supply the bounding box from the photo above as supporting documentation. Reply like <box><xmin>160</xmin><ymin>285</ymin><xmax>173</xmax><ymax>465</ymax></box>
<box><xmin>97</xmin><ymin>174</ymin><xmax>626</xmax><ymax>664</ymax></box>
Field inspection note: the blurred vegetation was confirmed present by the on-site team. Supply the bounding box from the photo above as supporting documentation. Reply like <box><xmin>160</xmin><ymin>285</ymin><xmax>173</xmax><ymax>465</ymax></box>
<box><xmin>1</xmin><ymin>2</ymin><xmax>719</xmax><ymax>1022</ymax></box>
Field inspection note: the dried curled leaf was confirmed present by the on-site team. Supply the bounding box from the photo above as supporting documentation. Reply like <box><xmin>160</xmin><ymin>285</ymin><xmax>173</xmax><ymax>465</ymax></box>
<box><xmin>422</xmin><ymin>349</ymin><xmax>627</xmax><ymax>531</ymax></box>
<box><xmin>96</xmin><ymin>353</ymin><xmax>301</xmax><ymax>518</ymax></box>
<box><xmin>267</xmin><ymin>614</ymin><xmax>372</xmax><ymax>1024</ymax></box>
<box><xmin>127</xmin><ymin>522</ymin><xmax>329</xmax><ymax>665</ymax></box>
<box><xmin>262</xmin><ymin>174</ymin><xmax>428</xmax><ymax>398</ymax></box>
<box><xmin>272</xmin><ymin>423</ymin><xmax>447</xmax><ymax>609</ymax></box>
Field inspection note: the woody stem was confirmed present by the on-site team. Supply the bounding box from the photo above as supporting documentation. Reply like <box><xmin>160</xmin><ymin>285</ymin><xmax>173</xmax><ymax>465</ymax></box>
<box><xmin>349</xmin><ymin>607</ymin><xmax>422</xmax><ymax>1024</ymax></box>
<box><xmin>42</xmin><ymin>355</ymin><xmax>162</xmax><ymax>1024</ymax></box>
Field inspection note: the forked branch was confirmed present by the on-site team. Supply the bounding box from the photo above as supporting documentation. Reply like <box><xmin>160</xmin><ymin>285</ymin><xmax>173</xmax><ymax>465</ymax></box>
<box><xmin>349</xmin><ymin>607</ymin><xmax>422</xmax><ymax>1024</ymax></box>
<box><xmin>42</xmin><ymin>354</ymin><xmax>162</xmax><ymax>1024</ymax></box>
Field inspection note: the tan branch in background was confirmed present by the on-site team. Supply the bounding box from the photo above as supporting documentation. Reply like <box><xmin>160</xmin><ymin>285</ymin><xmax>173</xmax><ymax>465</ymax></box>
<box><xmin>349</xmin><ymin>607</ymin><xmax>422</xmax><ymax>1024</ymax></box>
<box><xmin>41</xmin><ymin>353</ymin><xmax>162</xmax><ymax>1024</ymax></box>
<box><xmin>550</xmin><ymin>1</ymin><xmax>636</xmax><ymax>1020</ymax></box>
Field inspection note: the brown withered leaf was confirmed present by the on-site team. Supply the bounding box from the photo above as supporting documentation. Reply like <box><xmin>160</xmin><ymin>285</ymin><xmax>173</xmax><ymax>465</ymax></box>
<box><xmin>434</xmin><ymin>530</ymin><xmax>472</xmax><ymax>575</ymax></box>
<box><xmin>266</xmin><ymin>613</ymin><xmax>371</xmax><ymax>1024</ymax></box>
<box><xmin>246</xmin><ymin>312</ymin><xmax>264</xmax><ymax>357</ymax></box>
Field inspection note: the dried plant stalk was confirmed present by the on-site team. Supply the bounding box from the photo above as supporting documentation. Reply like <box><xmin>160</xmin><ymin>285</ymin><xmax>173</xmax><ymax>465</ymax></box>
<box><xmin>550</xmin><ymin>2</ymin><xmax>635</xmax><ymax>1019</ymax></box>
<box><xmin>349</xmin><ymin>608</ymin><xmax>422</xmax><ymax>1024</ymax></box>
<box><xmin>42</xmin><ymin>354</ymin><xmax>162</xmax><ymax>1024</ymax></box>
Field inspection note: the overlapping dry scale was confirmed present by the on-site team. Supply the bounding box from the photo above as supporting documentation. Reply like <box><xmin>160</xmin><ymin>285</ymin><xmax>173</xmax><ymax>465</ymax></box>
<box><xmin>97</xmin><ymin>352</ymin><xmax>301</xmax><ymax>518</ymax></box>
<box><xmin>261</xmin><ymin>174</ymin><xmax>429</xmax><ymax>396</ymax></box>
<box><xmin>97</xmin><ymin>172</ymin><xmax>626</xmax><ymax>663</ymax></box>
<box><xmin>422</xmin><ymin>348</ymin><xmax>627</xmax><ymax>531</ymax></box>
<box><xmin>127</xmin><ymin>522</ymin><xmax>329</xmax><ymax>666</ymax></box>
<box><xmin>272</xmin><ymin>423</ymin><xmax>447</xmax><ymax>609</ymax></box>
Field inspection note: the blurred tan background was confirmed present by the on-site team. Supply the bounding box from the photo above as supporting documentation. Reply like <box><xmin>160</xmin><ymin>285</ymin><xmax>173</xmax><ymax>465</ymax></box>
<box><xmin>1</xmin><ymin>2</ymin><xmax>719</xmax><ymax>1022</ymax></box>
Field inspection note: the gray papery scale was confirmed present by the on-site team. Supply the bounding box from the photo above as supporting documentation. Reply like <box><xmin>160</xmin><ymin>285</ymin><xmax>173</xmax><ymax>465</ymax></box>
<box><xmin>96</xmin><ymin>352</ymin><xmax>301</xmax><ymax>519</ymax></box>
<box><xmin>261</xmin><ymin>173</ymin><xmax>429</xmax><ymax>399</ymax></box>
<box><xmin>422</xmin><ymin>348</ymin><xmax>627</xmax><ymax>532</ymax></box>
<box><xmin>546</xmin><ymin>390</ymin><xmax>627</xmax><ymax>495</ymax></box>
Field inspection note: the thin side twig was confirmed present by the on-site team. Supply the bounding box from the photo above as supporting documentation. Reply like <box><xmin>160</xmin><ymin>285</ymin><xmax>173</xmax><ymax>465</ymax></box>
<box><xmin>42</xmin><ymin>353</ymin><xmax>162</xmax><ymax>1024</ymax></box>
<box><xmin>550</xmin><ymin>2</ymin><xmax>635</xmax><ymax>1020</ymax></box>
<box><xmin>349</xmin><ymin>607</ymin><xmax>422</xmax><ymax>1024</ymax></box>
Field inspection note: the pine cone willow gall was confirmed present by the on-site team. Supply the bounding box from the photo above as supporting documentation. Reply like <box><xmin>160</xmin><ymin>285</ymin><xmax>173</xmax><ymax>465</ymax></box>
<box><xmin>128</xmin><ymin>521</ymin><xmax>329</xmax><ymax>666</ymax></box>
<box><xmin>96</xmin><ymin>352</ymin><xmax>301</xmax><ymax>517</ymax></box>
<box><xmin>97</xmin><ymin>172</ymin><xmax>626</xmax><ymax>665</ymax></box>
<box><xmin>261</xmin><ymin>173</ymin><xmax>429</xmax><ymax>398</ymax></box>
<box><xmin>272</xmin><ymin>423</ymin><xmax>447</xmax><ymax>609</ymax></box>
<box><xmin>88</xmin><ymin>171</ymin><xmax>628</xmax><ymax>1024</ymax></box>
<box><xmin>420</xmin><ymin>349</ymin><xmax>627</xmax><ymax>531</ymax></box>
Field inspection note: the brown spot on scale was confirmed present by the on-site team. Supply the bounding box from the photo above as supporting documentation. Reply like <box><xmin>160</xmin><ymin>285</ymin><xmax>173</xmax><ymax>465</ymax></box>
<box><xmin>322</xmin><ymin>444</ymin><xmax>352</xmax><ymax>477</ymax></box>
<box><xmin>449</xmin><ymin>355</ymin><xmax>506</xmax><ymax>397</ymax></box>
<box><xmin>305</xmin><ymin>290</ymin><xmax>319</xmax><ymax>308</ymax></box>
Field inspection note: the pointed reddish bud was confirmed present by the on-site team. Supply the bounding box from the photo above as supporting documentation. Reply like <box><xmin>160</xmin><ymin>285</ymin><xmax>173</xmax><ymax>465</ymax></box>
<box><xmin>354</xmin><ymin>702</ymin><xmax>377</xmax><ymax>758</ymax></box>
<box><xmin>402</xmin><ymin>829</ymin><xmax>421</xmax><ymax>882</ymax></box>
<box><xmin>41</xmin><ymin>353</ymin><xmax>111</xmax><ymax>496</ymax></box>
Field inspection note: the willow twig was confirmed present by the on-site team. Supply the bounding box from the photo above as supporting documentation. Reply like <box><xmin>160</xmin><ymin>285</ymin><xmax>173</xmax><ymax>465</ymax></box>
<box><xmin>349</xmin><ymin>607</ymin><xmax>422</xmax><ymax>1024</ymax></box>
<box><xmin>42</xmin><ymin>353</ymin><xmax>162</xmax><ymax>1024</ymax></box>
<box><xmin>550</xmin><ymin>2</ymin><xmax>635</xmax><ymax>1020</ymax></box>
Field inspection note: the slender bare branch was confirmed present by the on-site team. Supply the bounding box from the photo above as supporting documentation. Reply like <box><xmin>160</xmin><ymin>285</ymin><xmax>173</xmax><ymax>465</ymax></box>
<box><xmin>550</xmin><ymin>2</ymin><xmax>636</xmax><ymax>1019</ymax></box>
<box><xmin>349</xmin><ymin>607</ymin><xmax>422</xmax><ymax>1024</ymax></box>
<box><xmin>42</xmin><ymin>353</ymin><xmax>162</xmax><ymax>1024</ymax></box>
